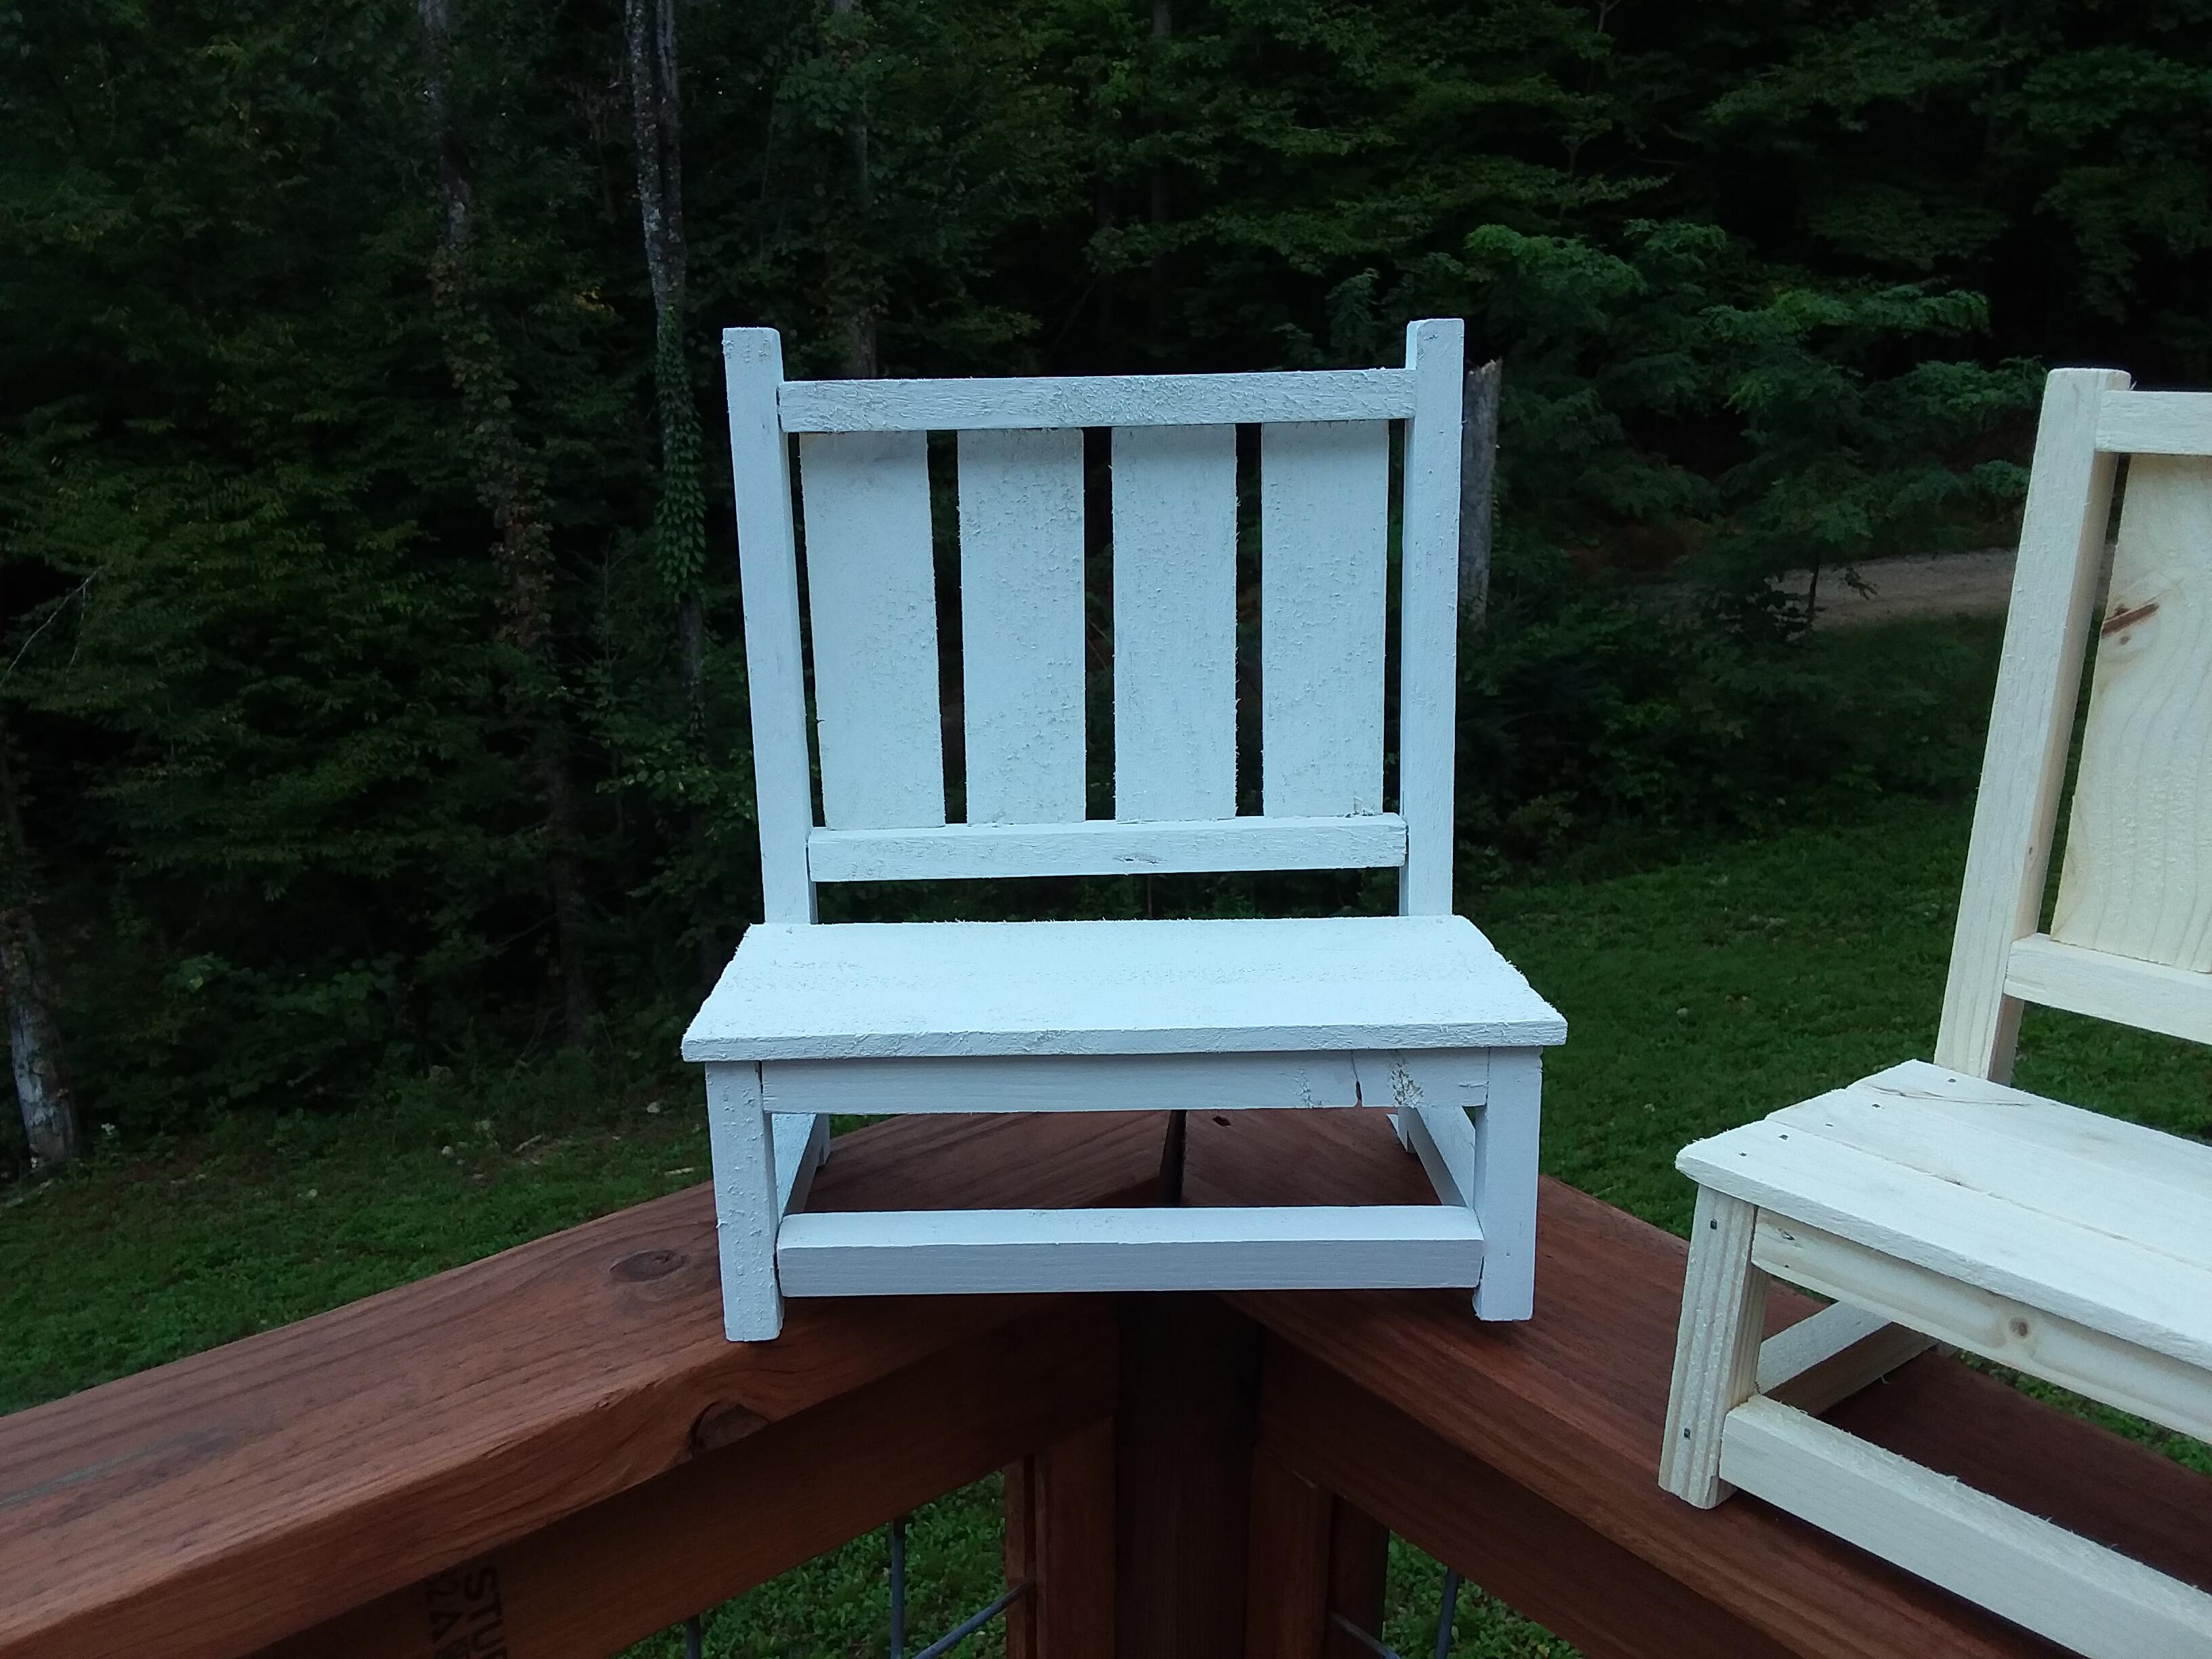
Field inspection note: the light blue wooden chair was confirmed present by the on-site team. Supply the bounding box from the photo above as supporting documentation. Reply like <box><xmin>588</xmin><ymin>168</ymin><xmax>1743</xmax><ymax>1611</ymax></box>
<box><xmin>687</xmin><ymin>322</ymin><xmax>1565</xmax><ymax>1339</ymax></box>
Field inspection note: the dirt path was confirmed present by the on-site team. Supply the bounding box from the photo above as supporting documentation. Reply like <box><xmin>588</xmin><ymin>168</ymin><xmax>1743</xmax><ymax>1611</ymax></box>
<box><xmin>1775</xmin><ymin>548</ymin><xmax>2018</xmax><ymax>628</ymax></box>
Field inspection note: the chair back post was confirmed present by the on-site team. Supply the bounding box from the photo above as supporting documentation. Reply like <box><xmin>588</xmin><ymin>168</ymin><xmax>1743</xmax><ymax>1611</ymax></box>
<box><xmin>724</xmin><ymin>327</ymin><xmax>818</xmax><ymax>924</ymax></box>
<box><xmin>1936</xmin><ymin>367</ymin><xmax>2131</xmax><ymax>1078</ymax></box>
<box><xmin>1397</xmin><ymin>317</ymin><xmax>1467</xmax><ymax>916</ymax></box>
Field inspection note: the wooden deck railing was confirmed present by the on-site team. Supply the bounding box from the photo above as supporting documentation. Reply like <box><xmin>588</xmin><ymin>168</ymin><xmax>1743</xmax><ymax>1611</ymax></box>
<box><xmin>4</xmin><ymin>1106</ymin><xmax>2208</xmax><ymax>1658</ymax></box>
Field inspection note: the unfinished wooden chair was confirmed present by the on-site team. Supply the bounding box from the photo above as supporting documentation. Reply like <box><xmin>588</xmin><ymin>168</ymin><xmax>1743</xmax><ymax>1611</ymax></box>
<box><xmin>1660</xmin><ymin>368</ymin><xmax>2212</xmax><ymax>1656</ymax></box>
<box><xmin>684</xmin><ymin>320</ymin><xmax>1565</xmax><ymax>1340</ymax></box>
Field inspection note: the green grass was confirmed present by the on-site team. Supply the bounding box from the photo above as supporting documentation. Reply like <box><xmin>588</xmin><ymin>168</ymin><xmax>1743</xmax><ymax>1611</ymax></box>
<box><xmin>6</xmin><ymin>613</ymin><xmax>2209</xmax><ymax>1656</ymax></box>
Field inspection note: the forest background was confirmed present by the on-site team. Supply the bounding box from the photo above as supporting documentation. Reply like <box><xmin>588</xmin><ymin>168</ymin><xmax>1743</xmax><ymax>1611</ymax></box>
<box><xmin>4</xmin><ymin>0</ymin><xmax>2209</xmax><ymax>1169</ymax></box>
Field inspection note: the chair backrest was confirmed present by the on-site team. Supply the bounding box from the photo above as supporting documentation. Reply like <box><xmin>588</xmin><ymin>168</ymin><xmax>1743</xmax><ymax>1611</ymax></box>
<box><xmin>1937</xmin><ymin>369</ymin><xmax>2212</xmax><ymax>1079</ymax></box>
<box><xmin>723</xmin><ymin>321</ymin><xmax>1467</xmax><ymax>924</ymax></box>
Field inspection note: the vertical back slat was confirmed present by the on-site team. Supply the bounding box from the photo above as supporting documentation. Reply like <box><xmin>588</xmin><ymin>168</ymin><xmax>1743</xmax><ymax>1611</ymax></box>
<box><xmin>1260</xmin><ymin>421</ymin><xmax>1389</xmax><ymax>816</ymax></box>
<box><xmin>957</xmin><ymin>428</ymin><xmax>1088</xmax><ymax>823</ymax></box>
<box><xmin>1112</xmin><ymin>424</ymin><xmax>1238</xmax><ymax>820</ymax></box>
<box><xmin>798</xmin><ymin>430</ymin><xmax>947</xmax><ymax>830</ymax></box>
<box><xmin>1397</xmin><ymin>319</ymin><xmax>1466</xmax><ymax>914</ymax></box>
<box><xmin>2050</xmin><ymin>453</ymin><xmax>2212</xmax><ymax>972</ymax></box>
<box><xmin>724</xmin><ymin>329</ymin><xmax>816</xmax><ymax>922</ymax></box>
<box><xmin>1934</xmin><ymin>367</ymin><xmax>2131</xmax><ymax>1079</ymax></box>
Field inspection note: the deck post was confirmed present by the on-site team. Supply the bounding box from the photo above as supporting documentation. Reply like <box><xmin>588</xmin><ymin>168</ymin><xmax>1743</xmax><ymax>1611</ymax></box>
<box><xmin>1113</xmin><ymin>1294</ymin><xmax>1263</xmax><ymax>1658</ymax></box>
<box><xmin>1004</xmin><ymin>1418</ymin><xmax>1116</xmax><ymax>1658</ymax></box>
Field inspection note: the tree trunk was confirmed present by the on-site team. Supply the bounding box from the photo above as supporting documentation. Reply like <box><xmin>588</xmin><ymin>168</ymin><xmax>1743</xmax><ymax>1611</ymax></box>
<box><xmin>1147</xmin><ymin>0</ymin><xmax>1172</xmax><ymax>356</ymax></box>
<box><xmin>0</xmin><ymin>742</ymin><xmax>79</xmax><ymax>1170</ymax></box>
<box><xmin>625</xmin><ymin>0</ymin><xmax>707</xmax><ymax>716</ymax></box>
<box><xmin>624</xmin><ymin>0</ymin><xmax>722</xmax><ymax>984</ymax></box>
<box><xmin>1459</xmin><ymin>359</ymin><xmax>1502</xmax><ymax>627</ymax></box>
<box><xmin>1</xmin><ymin>905</ymin><xmax>79</xmax><ymax>1170</ymax></box>
<box><xmin>831</xmin><ymin>0</ymin><xmax>876</xmax><ymax>377</ymax></box>
<box><xmin>421</xmin><ymin>0</ymin><xmax>596</xmax><ymax>1043</ymax></box>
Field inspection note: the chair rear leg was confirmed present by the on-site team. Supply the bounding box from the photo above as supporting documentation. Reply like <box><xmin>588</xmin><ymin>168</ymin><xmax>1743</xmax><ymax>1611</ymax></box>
<box><xmin>1660</xmin><ymin>1187</ymin><xmax>1767</xmax><ymax>1506</ymax></box>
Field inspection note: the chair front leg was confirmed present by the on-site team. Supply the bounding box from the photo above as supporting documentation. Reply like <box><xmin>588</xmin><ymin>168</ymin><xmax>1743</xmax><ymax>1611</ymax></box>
<box><xmin>1660</xmin><ymin>1186</ymin><xmax>1767</xmax><ymax>1506</ymax></box>
<box><xmin>705</xmin><ymin>1063</ymin><xmax>784</xmax><ymax>1341</ymax></box>
<box><xmin>1471</xmin><ymin>1048</ymin><xmax>1542</xmax><ymax>1321</ymax></box>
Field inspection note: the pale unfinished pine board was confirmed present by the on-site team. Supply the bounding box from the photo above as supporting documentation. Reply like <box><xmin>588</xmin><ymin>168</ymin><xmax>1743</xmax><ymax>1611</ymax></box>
<box><xmin>1678</xmin><ymin>1117</ymin><xmax>2212</xmax><ymax>1368</ymax></box>
<box><xmin>806</xmin><ymin>814</ymin><xmax>1404</xmax><ymax>883</ymax></box>
<box><xmin>1396</xmin><ymin>319</ymin><xmax>1465</xmax><ymax>915</ymax></box>
<box><xmin>723</xmin><ymin>329</ymin><xmax>817</xmax><ymax>922</ymax></box>
<box><xmin>1658</xmin><ymin>1187</ymin><xmax>1765</xmax><ymax>1507</ymax></box>
<box><xmin>1111</xmin><ymin>424</ymin><xmax>1237</xmax><ymax>820</ymax></box>
<box><xmin>2005</xmin><ymin>933</ymin><xmax>2212</xmax><ymax>1046</ymax></box>
<box><xmin>1260</xmin><ymin>421</ymin><xmax>1389</xmax><ymax>817</ymax></box>
<box><xmin>1755</xmin><ymin>1303</ymin><xmax>1933</xmax><ymax>1417</ymax></box>
<box><xmin>1721</xmin><ymin>1396</ymin><xmax>2212</xmax><ymax>1659</ymax></box>
<box><xmin>705</xmin><ymin>1063</ymin><xmax>782</xmax><ymax>1341</ymax></box>
<box><xmin>775</xmin><ymin>1205</ymin><xmax>1484</xmax><ymax>1295</ymax></box>
<box><xmin>1753</xmin><ymin>1212</ymin><xmax>2212</xmax><ymax>1445</ymax></box>
<box><xmin>1934</xmin><ymin>369</ymin><xmax>2129</xmax><ymax>1077</ymax></box>
<box><xmin>1767</xmin><ymin>1061</ymin><xmax>2212</xmax><ymax>1269</ymax></box>
<box><xmin>798</xmin><ymin>430</ymin><xmax>945</xmax><ymax>830</ymax></box>
<box><xmin>778</xmin><ymin>369</ymin><xmax>1415</xmax><ymax>432</ymax></box>
<box><xmin>2051</xmin><ymin>454</ymin><xmax>2212</xmax><ymax>972</ymax></box>
<box><xmin>956</xmin><ymin>428</ymin><xmax>1086</xmax><ymax>824</ymax></box>
<box><xmin>684</xmin><ymin>915</ymin><xmax>1567</xmax><ymax>1063</ymax></box>
<box><xmin>2095</xmin><ymin>390</ymin><xmax>2212</xmax><ymax>457</ymax></box>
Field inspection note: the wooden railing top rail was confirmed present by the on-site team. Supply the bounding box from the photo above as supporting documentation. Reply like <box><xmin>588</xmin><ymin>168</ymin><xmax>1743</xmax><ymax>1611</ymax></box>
<box><xmin>0</xmin><ymin>1112</ymin><xmax>1166</xmax><ymax>1659</ymax></box>
<box><xmin>3</xmin><ymin>1105</ymin><xmax>2207</xmax><ymax>1659</ymax></box>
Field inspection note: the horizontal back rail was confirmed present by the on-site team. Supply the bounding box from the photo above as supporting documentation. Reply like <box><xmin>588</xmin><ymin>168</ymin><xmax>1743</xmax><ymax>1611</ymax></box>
<box><xmin>2005</xmin><ymin>933</ymin><xmax>2212</xmax><ymax>1046</ymax></box>
<box><xmin>779</xmin><ymin>367</ymin><xmax>1416</xmax><ymax>432</ymax></box>
<box><xmin>2095</xmin><ymin>391</ymin><xmax>2212</xmax><ymax>456</ymax></box>
<box><xmin>806</xmin><ymin>815</ymin><xmax>1408</xmax><ymax>883</ymax></box>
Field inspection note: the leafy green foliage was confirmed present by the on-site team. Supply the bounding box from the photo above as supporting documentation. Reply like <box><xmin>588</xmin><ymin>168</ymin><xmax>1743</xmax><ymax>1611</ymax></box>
<box><xmin>4</xmin><ymin>0</ymin><xmax>2210</xmax><ymax>1149</ymax></box>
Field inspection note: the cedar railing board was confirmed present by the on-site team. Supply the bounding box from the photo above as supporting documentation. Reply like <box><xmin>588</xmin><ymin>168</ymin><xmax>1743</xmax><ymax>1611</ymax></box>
<box><xmin>0</xmin><ymin>1109</ymin><xmax>1168</xmax><ymax>1659</ymax></box>
<box><xmin>3</xmin><ymin>1109</ymin><xmax>2205</xmax><ymax>1659</ymax></box>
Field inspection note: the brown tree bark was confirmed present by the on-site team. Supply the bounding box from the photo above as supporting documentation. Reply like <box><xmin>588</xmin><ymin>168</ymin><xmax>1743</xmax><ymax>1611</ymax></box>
<box><xmin>1147</xmin><ymin>0</ymin><xmax>1172</xmax><ymax>355</ymax></box>
<box><xmin>0</xmin><ymin>743</ymin><xmax>79</xmax><ymax>1170</ymax></box>
<box><xmin>830</xmin><ymin>0</ymin><xmax>877</xmax><ymax>377</ymax></box>
<box><xmin>1</xmin><ymin>906</ymin><xmax>77</xmax><ymax>1170</ymax></box>
<box><xmin>624</xmin><ymin>0</ymin><xmax>705</xmax><ymax>714</ymax></box>
<box><xmin>624</xmin><ymin>0</ymin><xmax>725</xmax><ymax>984</ymax></box>
<box><xmin>1460</xmin><ymin>358</ymin><xmax>1502</xmax><ymax>628</ymax></box>
<box><xmin>420</xmin><ymin>0</ymin><xmax>596</xmax><ymax>1043</ymax></box>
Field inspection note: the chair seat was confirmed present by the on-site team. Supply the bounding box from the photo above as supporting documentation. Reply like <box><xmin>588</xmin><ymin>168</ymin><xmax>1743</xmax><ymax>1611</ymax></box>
<box><xmin>683</xmin><ymin>912</ymin><xmax>1564</xmax><ymax>1063</ymax></box>
<box><xmin>1678</xmin><ymin>1060</ymin><xmax>2212</xmax><ymax>1372</ymax></box>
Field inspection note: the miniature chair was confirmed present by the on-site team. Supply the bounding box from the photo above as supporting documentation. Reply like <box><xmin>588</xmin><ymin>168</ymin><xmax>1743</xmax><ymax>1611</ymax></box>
<box><xmin>684</xmin><ymin>320</ymin><xmax>1565</xmax><ymax>1340</ymax></box>
<box><xmin>1660</xmin><ymin>369</ymin><xmax>2212</xmax><ymax>1656</ymax></box>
